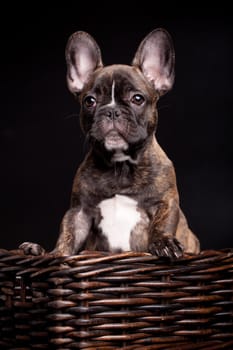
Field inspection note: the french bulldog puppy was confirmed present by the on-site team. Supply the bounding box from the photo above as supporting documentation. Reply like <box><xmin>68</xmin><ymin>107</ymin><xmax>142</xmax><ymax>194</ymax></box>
<box><xmin>20</xmin><ymin>28</ymin><xmax>200</xmax><ymax>259</ymax></box>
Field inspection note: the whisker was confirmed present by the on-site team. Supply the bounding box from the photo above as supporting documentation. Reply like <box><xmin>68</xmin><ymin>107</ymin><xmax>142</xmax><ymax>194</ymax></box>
<box><xmin>157</xmin><ymin>104</ymin><xmax>170</xmax><ymax>112</ymax></box>
<box><xmin>63</xmin><ymin>112</ymin><xmax>79</xmax><ymax>120</ymax></box>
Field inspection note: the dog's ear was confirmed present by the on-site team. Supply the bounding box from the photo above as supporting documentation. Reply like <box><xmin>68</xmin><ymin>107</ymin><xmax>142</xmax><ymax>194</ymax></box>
<box><xmin>65</xmin><ymin>31</ymin><xmax>103</xmax><ymax>94</ymax></box>
<box><xmin>132</xmin><ymin>28</ymin><xmax>175</xmax><ymax>95</ymax></box>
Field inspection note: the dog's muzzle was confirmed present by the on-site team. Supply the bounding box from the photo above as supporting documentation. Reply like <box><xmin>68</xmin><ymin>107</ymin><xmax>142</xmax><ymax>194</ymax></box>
<box><xmin>95</xmin><ymin>106</ymin><xmax>129</xmax><ymax>151</ymax></box>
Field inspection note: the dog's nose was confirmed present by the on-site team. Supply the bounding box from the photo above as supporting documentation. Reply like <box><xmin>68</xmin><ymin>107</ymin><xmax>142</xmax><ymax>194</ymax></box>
<box><xmin>106</xmin><ymin>108</ymin><xmax>120</xmax><ymax>120</ymax></box>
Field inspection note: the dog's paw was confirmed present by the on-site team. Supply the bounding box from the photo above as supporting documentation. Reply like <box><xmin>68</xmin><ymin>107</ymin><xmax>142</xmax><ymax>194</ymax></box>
<box><xmin>149</xmin><ymin>236</ymin><xmax>183</xmax><ymax>260</ymax></box>
<box><xmin>19</xmin><ymin>242</ymin><xmax>45</xmax><ymax>256</ymax></box>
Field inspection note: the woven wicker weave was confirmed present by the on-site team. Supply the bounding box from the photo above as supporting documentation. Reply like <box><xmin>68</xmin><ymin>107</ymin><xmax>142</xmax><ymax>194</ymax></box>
<box><xmin>0</xmin><ymin>248</ymin><xmax>233</xmax><ymax>349</ymax></box>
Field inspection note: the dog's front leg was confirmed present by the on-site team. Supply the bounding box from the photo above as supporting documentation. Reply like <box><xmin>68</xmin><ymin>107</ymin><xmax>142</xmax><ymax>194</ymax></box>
<box><xmin>19</xmin><ymin>207</ymin><xmax>91</xmax><ymax>256</ymax></box>
<box><xmin>148</xmin><ymin>198</ymin><xmax>183</xmax><ymax>259</ymax></box>
<box><xmin>52</xmin><ymin>207</ymin><xmax>92</xmax><ymax>256</ymax></box>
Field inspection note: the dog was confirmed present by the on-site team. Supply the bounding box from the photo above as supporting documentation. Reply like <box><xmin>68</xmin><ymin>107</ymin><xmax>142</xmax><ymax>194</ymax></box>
<box><xmin>20</xmin><ymin>28</ymin><xmax>200</xmax><ymax>259</ymax></box>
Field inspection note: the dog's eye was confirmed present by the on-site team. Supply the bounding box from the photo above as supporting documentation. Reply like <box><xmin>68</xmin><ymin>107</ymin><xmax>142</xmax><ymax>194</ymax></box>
<box><xmin>84</xmin><ymin>96</ymin><xmax>96</xmax><ymax>108</ymax></box>
<box><xmin>131</xmin><ymin>94</ymin><xmax>145</xmax><ymax>105</ymax></box>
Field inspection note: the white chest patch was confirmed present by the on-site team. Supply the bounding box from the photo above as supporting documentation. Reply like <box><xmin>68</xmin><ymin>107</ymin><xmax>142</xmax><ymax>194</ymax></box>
<box><xmin>97</xmin><ymin>194</ymin><xmax>141</xmax><ymax>251</ymax></box>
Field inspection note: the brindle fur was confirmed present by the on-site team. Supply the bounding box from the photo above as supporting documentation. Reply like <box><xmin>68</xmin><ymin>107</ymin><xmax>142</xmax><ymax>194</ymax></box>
<box><xmin>20</xmin><ymin>29</ymin><xmax>200</xmax><ymax>258</ymax></box>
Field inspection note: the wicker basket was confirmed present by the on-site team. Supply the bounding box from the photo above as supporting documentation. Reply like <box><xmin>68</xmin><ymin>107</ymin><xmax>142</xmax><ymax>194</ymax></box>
<box><xmin>0</xmin><ymin>248</ymin><xmax>233</xmax><ymax>349</ymax></box>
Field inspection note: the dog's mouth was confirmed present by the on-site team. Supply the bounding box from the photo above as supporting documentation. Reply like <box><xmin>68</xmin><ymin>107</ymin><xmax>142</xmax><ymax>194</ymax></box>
<box><xmin>104</xmin><ymin>130</ymin><xmax>128</xmax><ymax>151</ymax></box>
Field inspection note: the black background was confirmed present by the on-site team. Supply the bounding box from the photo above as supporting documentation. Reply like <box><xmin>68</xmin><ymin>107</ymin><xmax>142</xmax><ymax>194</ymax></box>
<box><xmin>1</xmin><ymin>7</ymin><xmax>233</xmax><ymax>252</ymax></box>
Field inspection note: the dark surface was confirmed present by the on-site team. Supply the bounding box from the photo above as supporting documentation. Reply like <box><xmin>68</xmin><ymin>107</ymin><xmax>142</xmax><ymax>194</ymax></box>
<box><xmin>1</xmin><ymin>8</ymin><xmax>233</xmax><ymax>251</ymax></box>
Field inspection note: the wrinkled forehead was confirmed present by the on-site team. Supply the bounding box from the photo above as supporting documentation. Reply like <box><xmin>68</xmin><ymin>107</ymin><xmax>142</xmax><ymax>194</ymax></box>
<box><xmin>88</xmin><ymin>65</ymin><xmax>154</xmax><ymax>96</ymax></box>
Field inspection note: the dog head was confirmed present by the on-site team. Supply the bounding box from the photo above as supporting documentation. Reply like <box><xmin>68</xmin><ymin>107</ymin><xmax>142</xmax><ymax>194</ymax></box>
<box><xmin>65</xmin><ymin>28</ymin><xmax>175</xmax><ymax>163</ymax></box>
